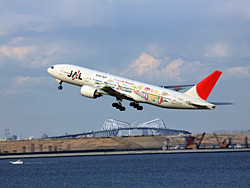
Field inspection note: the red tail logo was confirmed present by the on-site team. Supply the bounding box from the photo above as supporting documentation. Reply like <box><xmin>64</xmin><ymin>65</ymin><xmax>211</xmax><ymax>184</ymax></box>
<box><xmin>196</xmin><ymin>71</ymin><xmax>222</xmax><ymax>100</ymax></box>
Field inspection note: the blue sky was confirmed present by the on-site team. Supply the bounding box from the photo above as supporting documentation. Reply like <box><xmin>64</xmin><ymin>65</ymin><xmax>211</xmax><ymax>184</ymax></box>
<box><xmin>0</xmin><ymin>0</ymin><xmax>250</xmax><ymax>138</ymax></box>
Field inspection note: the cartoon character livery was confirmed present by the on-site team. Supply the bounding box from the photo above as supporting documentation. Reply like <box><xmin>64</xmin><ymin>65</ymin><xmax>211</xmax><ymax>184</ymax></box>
<box><xmin>47</xmin><ymin>64</ymin><xmax>223</xmax><ymax>111</ymax></box>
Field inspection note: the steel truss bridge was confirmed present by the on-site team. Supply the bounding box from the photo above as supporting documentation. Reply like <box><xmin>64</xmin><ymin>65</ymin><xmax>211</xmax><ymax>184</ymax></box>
<box><xmin>50</xmin><ymin>119</ymin><xmax>190</xmax><ymax>139</ymax></box>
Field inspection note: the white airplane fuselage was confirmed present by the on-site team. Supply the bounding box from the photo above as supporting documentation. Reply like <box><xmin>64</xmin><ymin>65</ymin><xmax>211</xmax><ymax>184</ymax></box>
<box><xmin>47</xmin><ymin>64</ymin><xmax>218</xmax><ymax>111</ymax></box>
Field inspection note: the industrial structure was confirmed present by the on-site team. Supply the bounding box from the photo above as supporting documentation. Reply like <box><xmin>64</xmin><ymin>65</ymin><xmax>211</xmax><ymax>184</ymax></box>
<box><xmin>213</xmin><ymin>133</ymin><xmax>229</xmax><ymax>148</ymax></box>
<box><xmin>185</xmin><ymin>132</ymin><xmax>206</xmax><ymax>149</ymax></box>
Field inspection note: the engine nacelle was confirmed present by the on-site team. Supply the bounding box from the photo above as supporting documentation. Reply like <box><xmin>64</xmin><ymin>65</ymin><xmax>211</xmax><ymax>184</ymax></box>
<box><xmin>80</xmin><ymin>85</ymin><xmax>102</xmax><ymax>99</ymax></box>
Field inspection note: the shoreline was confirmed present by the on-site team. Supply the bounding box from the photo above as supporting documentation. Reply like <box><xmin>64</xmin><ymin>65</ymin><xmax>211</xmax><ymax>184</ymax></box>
<box><xmin>1</xmin><ymin>148</ymin><xmax>250</xmax><ymax>159</ymax></box>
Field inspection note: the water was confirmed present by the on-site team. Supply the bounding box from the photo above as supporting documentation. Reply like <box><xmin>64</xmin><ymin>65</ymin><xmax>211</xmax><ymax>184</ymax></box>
<box><xmin>0</xmin><ymin>152</ymin><xmax>250</xmax><ymax>188</ymax></box>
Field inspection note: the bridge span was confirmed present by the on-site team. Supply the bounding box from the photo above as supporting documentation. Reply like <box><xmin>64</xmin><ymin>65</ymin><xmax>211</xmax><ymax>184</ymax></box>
<box><xmin>49</xmin><ymin>118</ymin><xmax>191</xmax><ymax>139</ymax></box>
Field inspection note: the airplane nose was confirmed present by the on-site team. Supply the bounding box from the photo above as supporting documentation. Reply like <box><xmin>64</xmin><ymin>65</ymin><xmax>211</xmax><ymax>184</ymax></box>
<box><xmin>47</xmin><ymin>67</ymin><xmax>51</xmax><ymax>74</ymax></box>
<box><xmin>47</xmin><ymin>66</ymin><xmax>54</xmax><ymax>75</ymax></box>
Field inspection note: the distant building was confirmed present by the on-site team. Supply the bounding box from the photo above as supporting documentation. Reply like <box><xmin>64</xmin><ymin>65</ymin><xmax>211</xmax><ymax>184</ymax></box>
<box><xmin>11</xmin><ymin>135</ymin><xmax>18</xmax><ymax>140</ymax></box>
<box><xmin>4</xmin><ymin>128</ymin><xmax>11</xmax><ymax>140</ymax></box>
<box><xmin>41</xmin><ymin>133</ymin><xmax>48</xmax><ymax>139</ymax></box>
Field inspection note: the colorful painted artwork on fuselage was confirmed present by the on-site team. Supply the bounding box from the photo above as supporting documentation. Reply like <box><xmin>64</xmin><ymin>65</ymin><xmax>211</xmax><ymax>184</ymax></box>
<box><xmin>94</xmin><ymin>76</ymin><xmax>170</xmax><ymax>104</ymax></box>
<box><xmin>96</xmin><ymin>74</ymin><xmax>107</xmax><ymax>79</ymax></box>
<box><xmin>104</xmin><ymin>79</ymin><xmax>116</xmax><ymax>89</ymax></box>
<box><xmin>133</xmin><ymin>86</ymin><xmax>169</xmax><ymax>104</ymax></box>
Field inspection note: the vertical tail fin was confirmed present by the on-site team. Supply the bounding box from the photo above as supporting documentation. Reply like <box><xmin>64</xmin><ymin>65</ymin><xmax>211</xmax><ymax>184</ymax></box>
<box><xmin>184</xmin><ymin>71</ymin><xmax>222</xmax><ymax>100</ymax></box>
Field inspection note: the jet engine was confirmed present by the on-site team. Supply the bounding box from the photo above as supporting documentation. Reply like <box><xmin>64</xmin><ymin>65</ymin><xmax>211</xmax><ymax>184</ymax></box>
<box><xmin>80</xmin><ymin>85</ymin><xmax>102</xmax><ymax>99</ymax></box>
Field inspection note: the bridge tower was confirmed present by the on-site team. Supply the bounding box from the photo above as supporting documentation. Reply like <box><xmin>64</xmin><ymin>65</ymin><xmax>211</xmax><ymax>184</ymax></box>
<box><xmin>101</xmin><ymin>119</ymin><xmax>131</xmax><ymax>137</ymax></box>
<box><xmin>138</xmin><ymin>118</ymin><xmax>167</xmax><ymax>135</ymax></box>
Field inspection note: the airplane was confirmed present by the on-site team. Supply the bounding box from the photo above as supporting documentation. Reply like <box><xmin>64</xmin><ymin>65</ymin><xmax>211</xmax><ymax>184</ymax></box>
<box><xmin>47</xmin><ymin>64</ymin><xmax>223</xmax><ymax>111</ymax></box>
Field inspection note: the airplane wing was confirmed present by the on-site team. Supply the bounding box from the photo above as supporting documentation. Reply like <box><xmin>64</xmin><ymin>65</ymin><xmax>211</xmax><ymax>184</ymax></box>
<box><xmin>160</xmin><ymin>85</ymin><xmax>194</xmax><ymax>91</ymax></box>
<box><xmin>100</xmin><ymin>84</ymin><xmax>195</xmax><ymax>101</ymax></box>
<box><xmin>100</xmin><ymin>86</ymin><xmax>135</xmax><ymax>101</ymax></box>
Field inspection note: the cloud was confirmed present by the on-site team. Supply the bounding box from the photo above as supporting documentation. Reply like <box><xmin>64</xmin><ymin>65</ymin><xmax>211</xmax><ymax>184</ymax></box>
<box><xmin>0</xmin><ymin>1</ymin><xmax>115</xmax><ymax>37</ymax></box>
<box><xmin>144</xmin><ymin>43</ymin><xmax>166</xmax><ymax>58</ymax></box>
<box><xmin>13</xmin><ymin>76</ymin><xmax>50</xmax><ymax>88</ymax></box>
<box><xmin>29</xmin><ymin>45</ymin><xmax>62</xmax><ymax>68</ymax></box>
<box><xmin>206</xmin><ymin>43</ymin><xmax>230</xmax><ymax>57</ymax></box>
<box><xmin>226</xmin><ymin>66</ymin><xmax>250</xmax><ymax>78</ymax></box>
<box><xmin>16</xmin><ymin>76</ymin><xmax>31</xmax><ymax>85</ymax></box>
<box><xmin>0</xmin><ymin>76</ymin><xmax>51</xmax><ymax>96</ymax></box>
<box><xmin>0</xmin><ymin>10</ymin><xmax>48</xmax><ymax>36</ymax></box>
<box><xmin>54</xmin><ymin>1</ymin><xmax>113</xmax><ymax>27</ymax></box>
<box><xmin>0</xmin><ymin>37</ymin><xmax>66</xmax><ymax>68</ymax></box>
<box><xmin>209</xmin><ymin>1</ymin><xmax>250</xmax><ymax>21</ymax></box>
<box><xmin>129</xmin><ymin>52</ymin><xmax>162</xmax><ymax>76</ymax></box>
<box><xmin>0</xmin><ymin>45</ymin><xmax>36</xmax><ymax>60</ymax></box>
<box><xmin>122</xmin><ymin>52</ymin><xmax>202</xmax><ymax>82</ymax></box>
<box><xmin>160</xmin><ymin>59</ymin><xmax>184</xmax><ymax>80</ymax></box>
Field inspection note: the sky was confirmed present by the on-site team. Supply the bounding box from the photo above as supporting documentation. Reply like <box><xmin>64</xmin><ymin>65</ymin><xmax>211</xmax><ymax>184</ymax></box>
<box><xmin>0</xmin><ymin>0</ymin><xmax>250</xmax><ymax>138</ymax></box>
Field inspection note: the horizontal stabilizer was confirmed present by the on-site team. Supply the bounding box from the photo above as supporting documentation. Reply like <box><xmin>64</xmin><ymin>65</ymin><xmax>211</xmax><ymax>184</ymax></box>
<box><xmin>160</xmin><ymin>84</ymin><xmax>194</xmax><ymax>91</ymax></box>
<box><xmin>210</xmin><ymin>102</ymin><xmax>233</xmax><ymax>105</ymax></box>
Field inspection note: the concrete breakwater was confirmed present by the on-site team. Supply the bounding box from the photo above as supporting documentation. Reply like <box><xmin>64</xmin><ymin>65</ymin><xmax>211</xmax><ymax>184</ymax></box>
<box><xmin>1</xmin><ymin>148</ymin><xmax>250</xmax><ymax>159</ymax></box>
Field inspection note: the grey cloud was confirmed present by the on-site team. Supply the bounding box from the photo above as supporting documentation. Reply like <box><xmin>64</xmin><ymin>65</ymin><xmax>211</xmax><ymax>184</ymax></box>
<box><xmin>0</xmin><ymin>76</ymin><xmax>52</xmax><ymax>96</ymax></box>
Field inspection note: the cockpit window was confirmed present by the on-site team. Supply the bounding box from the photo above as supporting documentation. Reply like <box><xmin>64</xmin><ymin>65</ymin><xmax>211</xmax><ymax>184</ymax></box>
<box><xmin>51</xmin><ymin>66</ymin><xmax>54</xmax><ymax>69</ymax></box>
